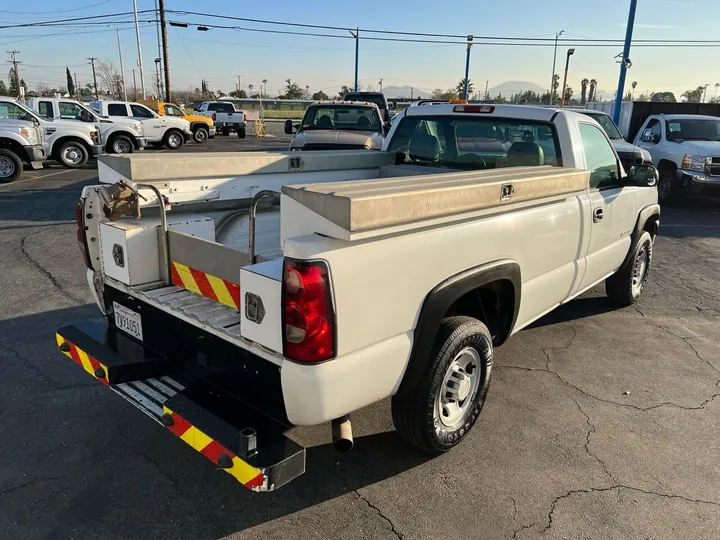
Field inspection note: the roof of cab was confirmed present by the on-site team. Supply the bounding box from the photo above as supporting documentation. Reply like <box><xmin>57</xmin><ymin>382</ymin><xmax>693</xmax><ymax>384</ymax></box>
<box><xmin>648</xmin><ymin>114</ymin><xmax>720</xmax><ymax>121</ymax></box>
<box><xmin>403</xmin><ymin>103</ymin><xmax>563</xmax><ymax>121</ymax></box>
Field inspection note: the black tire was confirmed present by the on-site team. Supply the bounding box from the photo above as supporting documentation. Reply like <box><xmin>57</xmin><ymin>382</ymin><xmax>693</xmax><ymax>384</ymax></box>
<box><xmin>56</xmin><ymin>140</ymin><xmax>89</xmax><ymax>168</ymax></box>
<box><xmin>657</xmin><ymin>167</ymin><xmax>678</xmax><ymax>204</ymax></box>
<box><xmin>163</xmin><ymin>130</ymin><xmax>184</xmax><ymax>150</ymax></box>
<box><xmin>193</xmin><ymin>126</ymin><xmax>209</xmax><ymax>144</ymax></box>
<box><xmin>606</xmin><ymin>231</ymin><xmax>653</xmax><ymax>306</ymax></box>
<box><xmin>0</xmin><ymin>148</ymin><xmax>23</xmax><ymax>183</ymax></box>
<box><xmin>237</xmin><ymin>127</ymin><xmax>246</xmax><ymax>139</ymax></box>
<box><xmin>109</xmin><ymin>134</ymin><xmax>134</xmax><ymax>154</ymax></box>
<box><xmin>221</xmin><ymin>128</ymin><xmax>230</xmax><ymax>136</ymax></box>
<box><xmin>391</xmin><ymin>316</ymin><xmax>493</xmax><ymax>455</ymax></box>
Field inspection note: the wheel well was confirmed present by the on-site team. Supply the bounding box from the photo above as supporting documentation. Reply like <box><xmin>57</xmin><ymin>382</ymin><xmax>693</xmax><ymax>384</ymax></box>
<box><xmin>445</xmin><ymin>279</ymin><xmax>516</xmax><ymax>346</ymax></box>
<box><xmin>0</xmin><ymin>138</ymin><xmax>28</xmax><ymax>162</ymax></box>
<box><xmin>52</xmin><ymin>136</ymin><xmax>91</xmax><ymax>158</ymax></box>
<box><xmin>657</xmin><ymin>159</ymin><xmax>676</xmax><ymax>173</ymax></box>
<box><xmin>190</xmin><ymin>122</ymin><xmax>207</xmax><ymax>131</ymax></box>
<box><xmin>106</xmin><ymin>131</ymin><xmax>133</xmax><ymax>147</ymax></box>
<box><xmin>643</xmin><ymin>213</ymin><xmax>660</xmax><ymax>240</ymax></box>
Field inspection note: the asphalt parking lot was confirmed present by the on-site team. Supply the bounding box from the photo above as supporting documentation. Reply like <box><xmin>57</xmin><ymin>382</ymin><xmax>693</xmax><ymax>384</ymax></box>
<box><xmin>1</xmin><ymin>138</ymin><xmax>719</xmax><ymax>539</ymax></box>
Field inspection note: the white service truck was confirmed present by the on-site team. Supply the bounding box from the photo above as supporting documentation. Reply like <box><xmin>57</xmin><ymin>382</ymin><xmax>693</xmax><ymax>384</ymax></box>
<box><xmin>58</xmin><ymin>104</ymin><xmax>660</xmax><ymax>491</ymax></box>
<box><xmin>27</xmin><ymin>97</ymin><xmax>147</xmax><ymax>155</ymax></box>
<box><xmin>0</xmin><ymin>105</ymin><xmax>47</xmax><ymax>182</ymax></box>
<box><xmin>195</xmin><ymin>101</ymin><xmax>247</xmax><ymax>138</ymax></box>
<box><xmin>90</xmin><ymin>101</ymin><xmax>192</xmax><ymax>150</ymax></box>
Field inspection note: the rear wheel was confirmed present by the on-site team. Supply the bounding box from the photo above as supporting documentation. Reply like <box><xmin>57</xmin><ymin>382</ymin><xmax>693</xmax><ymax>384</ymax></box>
<box><xmin>237</xmin><ymin>127</ymin><xmax>246</xmax><ymax>139</ymax></box>
<box><xmin>657</xmin><ymin>167</ymin><xmax>678</xmax><ymax>204</ymax></box>
<box><xmin>163</xmin><ymin>130</ymin><xmax>184</xmax><ymax>150</ymax></box>
<box><xmin>0</xmin><ymin>148</ymin><xmax>23</xmax><ymax>183</ymax></box>
<box><xmin>57</xmin><ymin>141</ymin><xmax>89</xmax><ymax>168</ymax></box>
<box><xmin>606</xmin><ymin>231</ymin><xmax>653</xmax><ymax>306</ymax></box>
<box><xmin>109</xmin><ymin>135</ymin><xmax>134</xmax><ymax>154</ymax></box>
<box><xmin>391</xmin><ymin>316</ymin><xmax>493</xmax><ymax>454</ymax></box>
<box><xmin>193</xmin><ymin>126</ymin><xmax>209</xmax><ymax>144</ymax></box>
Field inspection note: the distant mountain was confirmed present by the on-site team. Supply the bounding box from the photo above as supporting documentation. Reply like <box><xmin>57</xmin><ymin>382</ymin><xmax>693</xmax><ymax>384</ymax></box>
<box><xmin>487</xmin><ymin>81</ymin><xmax>546</xmax><ymax>98</ymax></box>
<box><xmin>382</xmin><ymin>86</ymin><xmax>431</xmax><ymax>99</ymax></box>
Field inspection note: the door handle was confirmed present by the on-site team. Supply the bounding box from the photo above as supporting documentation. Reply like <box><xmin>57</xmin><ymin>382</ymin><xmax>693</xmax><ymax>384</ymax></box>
<box><xmin>593</xmin><ymin>208</ymin><xmax>604</xmax><ymax>223</ymax></box>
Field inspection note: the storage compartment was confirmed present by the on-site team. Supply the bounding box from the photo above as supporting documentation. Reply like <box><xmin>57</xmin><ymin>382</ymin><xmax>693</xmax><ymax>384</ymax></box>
<box><xmin>240</xmin><ymin>260</ymin><xmax>283</xmax><ymax>353</ymax></box>
<box><xmin>100</xmin><ymin>215</ymin><xmax>215</xmax><ymax>286</ymax></box>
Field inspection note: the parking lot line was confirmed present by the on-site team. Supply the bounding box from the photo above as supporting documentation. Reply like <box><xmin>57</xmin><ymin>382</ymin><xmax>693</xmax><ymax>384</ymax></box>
<box><xmin>0</xmin><ymin>170</ymin><xmax>70</xmax><ymax>190</ymax></box>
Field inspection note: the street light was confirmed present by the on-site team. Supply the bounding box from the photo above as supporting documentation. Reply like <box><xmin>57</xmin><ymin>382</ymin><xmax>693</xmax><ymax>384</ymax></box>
<box><xmin>560</xmin><ymin>48</ymin><xmax>575</xmax><ymax>108</ymax></box>
<box><xmin>549</xmin><ymin>30</ymin><xmax>564</xmax><ymax>106</ymax></box>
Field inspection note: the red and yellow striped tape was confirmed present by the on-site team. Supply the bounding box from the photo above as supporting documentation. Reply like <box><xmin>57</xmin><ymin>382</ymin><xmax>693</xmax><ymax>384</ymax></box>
<box><xmin>163</xmin><ymin>405</ymin><xmax>265</xmax><ymax>489</ymax></box>
<box><xmin>56</xmin><ymin>334</ymin><xmax>109</xmax><ymax>386</ymax></box>
<box><xmin>170</xmin><ymin>261</ymin><xmax>240</xmax><ymax>310</ymax></box>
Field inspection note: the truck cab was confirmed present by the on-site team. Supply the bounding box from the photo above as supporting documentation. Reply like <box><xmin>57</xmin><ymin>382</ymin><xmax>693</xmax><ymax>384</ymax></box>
<box><xmin>140</xmin><ymin>100</ymin><xmax>215</xmax><ymax>144</ymax></box>
<box><xmin>285</xmin><ymin>101</ymin><xmax>386</xmax><ymax>151</ymax></box>
<box><xmin>0</xmin><ymin>98</ymin><xmax>47</xmax><ymax>182</ymax></box>
<box><xmin>91</xmin><ymin>101</ymin><xmax>192</xmax><ymax>150</ymax></box>
<box><xmin>28</xmin><ymin>97</ymin><xmax>147</xmax><ymax>155</ymax></box>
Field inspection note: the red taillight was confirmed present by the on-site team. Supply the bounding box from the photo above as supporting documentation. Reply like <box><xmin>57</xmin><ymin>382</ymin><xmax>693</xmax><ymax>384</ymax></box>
<box><xmin>243</xmin><ymin>113</ymin><xmax>247</xmax><ymax>122</ymax></box>
<box><xmin>75</xmin><ymin>201</ymin><xmax>92</xmax><ymax>269</ymax></box>
<box><xmin>282</xmin><ymin>259</ymin><xmax>335</xmax><ymax>362</ymax></box>
<box><xmin>453</xmin><ymin>105</ymin><xmax>495</xmax><ymax>113</ymax></box>
<box><xmin>212</xmin><ymin>112</ymin><xmax>216</xmax><ymax>121</ymax></box>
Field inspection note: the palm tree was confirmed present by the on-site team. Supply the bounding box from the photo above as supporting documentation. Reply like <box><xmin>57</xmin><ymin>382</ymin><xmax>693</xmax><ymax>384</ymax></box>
<box><xmin>580</xmin><ymin>78</ymin><xmax>589</xmax><ymax>104</ymax></box>
<box><xmin>715</xmin><ymin>82</ymin><xmax>720</xmax><ymax>101</ymax></box>
<box><xmin>456</xmin><ymin>79</ymin><xmax>474</xmax><ymax>99</ymax></box>
<box><xmin>631</xmin><ymin>81</ymin><xmax>637</xmax><ymax>101</ymax></box>
<box><xmin>588</xmin><ymin>79</ymin><xmax>597</xmax><ymax>102</ymax></box>
<box><xmin>262</xmin><ymin>79</ymin><xmax>268</xmax><ymax>97</ymax></box>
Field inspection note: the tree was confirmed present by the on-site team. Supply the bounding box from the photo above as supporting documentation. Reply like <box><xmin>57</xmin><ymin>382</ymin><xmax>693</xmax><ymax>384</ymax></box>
<box><xmin>563</xmin><ymin>86</ymin><xmax>573</xmax><ymax>103</ymax></box>
<box><xmin>624</xmin><ymin>91</ymin><xmax>632</xmax><ymax>101</ymax></box>
<box><xmin>493</xmin><ymin>93</ymin><xmax>507</xmax><ymax>104</ymax></box>
<box><xmin>66</xmin><ymin>67</ymin><xmax>75</xmax><ymax>97</ymax></box>
<box><xmin>228</xmin><ymin>89</ymin><xmax>247</xmax><ymax>98</ymax></box>
<box><xmin>431</xmin><ymin>88</ymin><xmax>457</xmax><ymax>100</ymax></box>
<box><xmin>636</xmin><ymin>93</ymin><xmax>651</xmax><ymax>101</ymax></box>
<box><xmin>456</xmin><ymin>79</ymin><xmax>474</xmax><ymax>99</ymax></box>
<box><xmin>278</xmin><ymin>79</ymin><xmax>304</xmax><ymax>99</ymax></box>
<box><xmin>8</xmin><ymin>68</ymin><xmax>18</xmax><ymax>96</ymax></box>
<box><xmin>588</xmin><ymin>79</ymin><xmax>597</xmax><ymax>102</ymax></box>
<box><xmin>0</xmin><ymin>80</ymin><xmax>6</xmax><ymax>96</ymax></box>
<box><xmin>335</xmin><ymin>85</ymin><xmax>354</xmax><ymax>99</ymax></box>
<box><xmin>312</xmin><ymin>90</ymin><xmax>328</xmax><ymax>100</ymax></box>
<box><xmin>681</xmin><ymin>86</ymin><xmax>704</xmax><ymax>103</ymax></box>
<box><xmin>97</xmin><ymin>60</ymin><xmax>122</xmax><ymax>97</ymax></box>
<box><xmin>580</xmin><ymin>78</ymin><xmax>589</xmax><ymax>105</ymax></box>
<box><xmin>651</xmin><ymin>91</ymin><xmax>676</xmax><ymax>103</ymax></box>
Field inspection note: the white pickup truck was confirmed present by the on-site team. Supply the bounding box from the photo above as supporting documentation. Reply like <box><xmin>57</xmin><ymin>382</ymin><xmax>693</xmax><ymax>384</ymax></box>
<box><xmin>195</xmin><ymin>101</ymin><xmax>247</xmax><ymax>138</ymax></box>
<box><xmin>90</xmin><ymin>100</ymin><xmax>191</xmax><ymax>150</ymax></box>
<box><xmin>58</xmin><ymin>104</ymin><xmax>660</xmax><ymax>491</ymax></box>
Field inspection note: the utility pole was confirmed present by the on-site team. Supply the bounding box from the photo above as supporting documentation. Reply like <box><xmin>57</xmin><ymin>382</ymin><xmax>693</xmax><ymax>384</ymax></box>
<box><xmin>350</xmin><ymin>28</ymin><xmax>359</xmax><ymax>92</ymax></box>
<box><xmin>549</xmin><ymin>30</ymin><xmax>564</xmax><ymax>106</ymax></box>
<box><xmin>485</xmin><ymin>80</ymin><xmax>489</xmax><ymax>100</ymax></box>
<box><xmin>379</xmin><ymin>79</ymin><xmax>383</xmax><ymax>93</ymax></box>
<box><xmin>560</xmin><ymin>49</ymin><xmax>575</xmax><ymax>108</ymax></box>
<box><xmin>158</xmin><ymin>0</ymin><xmax>171</xmax><ymax>102</ymax></box>
<box><xmin>115</xmin><ymin>29</ymin><xmax>127</xmax><ymax>101</ymax></box>
<box><xmin>7</xmin><ymin>50</ymin><xmax>21</xmax><ymax>97</ymax></box>
<box><xmin>236</xmin><ymin>75</ymin><xmax>241</xmax><ymax>93</ymax></box>
<box><xmin>132</xmin><ymin>69</ymin><xmax>138</xmax><ymax>101</ymax></box>
<box><xmin>132</xmin><ymin>0</ymin><xmax>146</xmax><ymax>99</ymax></box>
<box><xmin>74</xmin><ymin>73</ymin><xmax>79</xmax><ymax>99</ymax></box>
<box><xmin>613</xmin><ymin>0</ymin><xmax>637</xmax><ymax>124</ymax></box>
<box><xmin>410</xmin><ymin>87</ymin><xmax>414</xmax><ymax>100</ymax></box>
<box><xmin>86</xmin><ymin>57</ymin><xmax>98</xmax><ymax>99</ymax></box>
<box><xmin>463</xmin><ymin>36</ymin><xmax>473</xmax><ymax>101</ymax></box>
<box><xmin>154</xmin><ymin>0</ymin><xmax>163</xmax><ymax>97</ymax></box>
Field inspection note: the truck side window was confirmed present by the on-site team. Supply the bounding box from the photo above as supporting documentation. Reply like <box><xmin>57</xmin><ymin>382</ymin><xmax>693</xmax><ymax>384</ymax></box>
<box><xmin>641</xmin><ymin>119</ymin><xmax>661</xmax><ymax>144</ymax></box>
<box><xmin>130</xmin><ymin>104</ymin><xmax>155</xmax><ymax>118</ymax></box>
<box><xmin>164</xmin><ymin>104</ymin><xmax>183</xmax><ymax>116</ymax></box>
<box><xmin>38</xmin><ymin>101</ymin><xmax>53</xmax><ymax>119</ymax></box>
<box><xmin>579</xmin><ymin>123</ymin><xmax>621</xmax><ymax>189</ymax></box>
<box><xmin>107</xmin><ymin>104</ymin><xmax>129</xmax><ymax>116</ymax></box>
<box><xmin>59</xmin><ymin>102</ymin><xmax>84</xmax><ymax>120</ymax></box>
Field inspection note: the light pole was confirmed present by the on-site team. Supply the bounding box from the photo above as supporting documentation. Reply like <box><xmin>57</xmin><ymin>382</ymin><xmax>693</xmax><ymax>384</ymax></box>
<box><xmin>613</xmin><ymin>0</ymin><xmax>638</xmax><ymax>124</ymax></box>
<box><xmin>350</xmin><ymin>28</ymin><xmax>359</xmax><ymax>92</ymax></box>
<box><xmin>154</xmin><ymin>58</ymin><xmax>162</xmax><ymax>97</ymax></box>
<box><xmin>549</xmin><ymin>30</ymin><xmax>564</xmax><ymax>106</ymax></box>
<box><xmin>560</xmin><ymin>49</ymin><xmax>575</xmax><ymax>108</ymax></box>
<box><xmin>132</xmin><ymin>0</ymin><xmax>146</xmax><ymax>99</ymax></box>
<box><xmin>463</xmin><ymin>35</ymin><xmax>473</xmax><ymax>100</ymax></box>
<box><xmin>115</xmin><ymin>28</ymin><xmax>127</xmax><ymax>101</ymax></box>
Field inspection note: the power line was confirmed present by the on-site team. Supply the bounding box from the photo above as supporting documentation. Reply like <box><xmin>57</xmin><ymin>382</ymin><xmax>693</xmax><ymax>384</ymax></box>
<box><xmin>0</xmin><ymin>1</ymin><xmax>111</xmax><ymax>16</ymax></box>
<box><xmin>0</xmin><ymin>10</ymin><xmax>155</xmax><ymax>29</ymax></box>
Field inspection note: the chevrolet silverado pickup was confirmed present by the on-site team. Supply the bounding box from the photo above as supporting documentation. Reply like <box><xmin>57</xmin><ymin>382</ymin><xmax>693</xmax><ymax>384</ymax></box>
<box><xmin>195</xmin><ymin>101</ymin><xmax>247</xmax><ymax>138</ymax></box>
<box><xmin>58</xmin><ymin>104</ymin><xmax>660</xmax><ymax>491</ymax></box>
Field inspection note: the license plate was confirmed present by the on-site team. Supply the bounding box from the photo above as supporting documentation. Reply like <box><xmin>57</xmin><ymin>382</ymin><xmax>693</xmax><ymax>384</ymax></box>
<box><xmin>113</xmin><ymin>302</ymin><xmax>143</xmax><ymax>341</ymax></box>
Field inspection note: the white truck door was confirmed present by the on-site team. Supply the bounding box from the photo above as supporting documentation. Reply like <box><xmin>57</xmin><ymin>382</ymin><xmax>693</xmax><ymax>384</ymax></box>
<box><xmin>577</xmin><ymin>121</ymin><xmax>638</xmax><ymax>291</ymax></box>
<box><xmin>130</xmin><ymin>104</ymin><xmax>164</xmax><ymax>141</ymax></box>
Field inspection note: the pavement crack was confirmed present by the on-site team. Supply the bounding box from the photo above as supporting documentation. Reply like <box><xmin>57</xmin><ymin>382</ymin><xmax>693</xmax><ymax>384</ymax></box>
<box><xmin>0</xmin><ymin>476</ymin><xmax>60</xmax><ymax>496</ymax></box>
<box><xmin>19</xmin><ymin>228</ymin><xmax>83</xmax><ymax>305</ymax></box>
<box><xmin>542</xmin><ymin>327</ymin><xmax>578</xmax><ymax>370</ymax></box>
<box><xmin>0</xmin><ymin>341</ymin><xmax>54</xmax><ymax>384</ymax></box>
<box><xmin>683</xmin><ymin>337</ymin><xmax>720</xmax><ymax>375</ymax></box>
<box><xmin>511</xmin><ymin>522</ymin><xmax>536</xmax><ymax>540</ymax></box>
<box><xmin>136</xmin><ymin>451</ymin><xmax>177</xmax><ymax>486</ymax></box>
<box><xmin>510</xmin><ymin>496</ymin><xmax>518</xmax><ymax>520</ymax></box>
<box><xmin>570</xmin><ymin>398</ymin><xmax>616</xmax><ymax>483</ymax></box>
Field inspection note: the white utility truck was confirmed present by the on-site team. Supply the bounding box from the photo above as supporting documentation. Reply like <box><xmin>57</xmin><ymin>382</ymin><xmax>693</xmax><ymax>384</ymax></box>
<box><xmin>58</xmin><ymin>104</ymin><xmax>660</xmax><ymax>491</ymax></box>
<box><xmin>195</xmin><ymin>101</ymin><xmax>247</xmax><ymax>138</ymax></box>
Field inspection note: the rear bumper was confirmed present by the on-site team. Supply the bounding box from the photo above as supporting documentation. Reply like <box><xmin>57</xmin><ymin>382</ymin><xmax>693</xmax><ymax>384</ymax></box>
<box><xmin>215</xmin><ymin>122</ymin><xmax>246</xmax><ymax>129</ymax></box>
<box><xmin>55</xmin><ymin>320</ymin><xmax>305</xmax><ymax>491</ymax></box>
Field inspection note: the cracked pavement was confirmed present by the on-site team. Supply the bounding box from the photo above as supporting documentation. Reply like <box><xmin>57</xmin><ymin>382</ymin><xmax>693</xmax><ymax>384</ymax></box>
<box><xmin>1</xmin><ymin>158</ymin><xmax>720</xmax><ymax>539</ymax></box>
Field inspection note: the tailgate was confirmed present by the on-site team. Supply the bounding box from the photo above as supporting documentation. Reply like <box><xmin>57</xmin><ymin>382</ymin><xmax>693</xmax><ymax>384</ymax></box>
<box><xmin>56</xmin><ymin>320</ymin><xmax>305</xmax><ymax>492</ymax></box>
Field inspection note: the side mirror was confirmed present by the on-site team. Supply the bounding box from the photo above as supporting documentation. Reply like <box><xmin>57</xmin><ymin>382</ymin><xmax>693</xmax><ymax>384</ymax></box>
<box><xmin>284</xmin><ymin>119</ymin><xmax>296</xmax><ymax>135</ymax></box>
<box><xmin>80</xmin><ymin>110</ymin><xmax>94</xmax><ymax>122</ymax></box>
<box><xmin>627</xmin><ymin>164</ymin><xmax>659</xmax><ymax>187</ymax></box>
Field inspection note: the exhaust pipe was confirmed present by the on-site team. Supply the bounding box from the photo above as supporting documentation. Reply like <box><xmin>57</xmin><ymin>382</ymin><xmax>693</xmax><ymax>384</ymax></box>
<box><xmin>331</xmin><ymin>415</ymin><xmax>353</xmax><ymax>452</ymax></box>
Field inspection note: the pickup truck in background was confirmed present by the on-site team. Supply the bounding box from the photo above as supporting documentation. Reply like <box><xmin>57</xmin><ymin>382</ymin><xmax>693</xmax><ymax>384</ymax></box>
<box><xmin>6</xmin><ymin>97</ymin><xmax>102</xmax><ymax>168</ymax></box>
<box><xmin>342</xmin><ymin>91</ymin><xmax>391</xmax><ymax>123</ymax></box>
<box><xmin>195</xmin><ymin>101</ymin><xmax>247</xmax><ymax>138</ymax></box>
<box><xmin>285</xmin><ymin>101</ymin><xmax>386</xmax><ymax>151</ymax></box>
<box><xmin>91</xmin><ymin>100</ymin><xmax>192</xmax><ymax>150</ymax></box>
<box><xmin>58</xmin><ymin>104</ymin><xmax>659</xmax><ymax>491</ymax></box>
<box><xmin>578</xmin><ymin>109</ymin><xmax>652</xmax><ymax>173</ymax></box>
<box><xmin>633</xmin><ymin>114</ymin><xmax>720</xmax><ymax>203</ymax></box>
<box><xmin>27</xmin><ymin>97</ymin><xmax>147</xmax><ymax>155</ymax></box>
<box><xmin>0</xmin><ymin>101</ymin><xmax>47</xmax><ymax>182</ymax></box>
<box><xmin>140</xmin><ymin>100</ymin><xmax>215</xmax><ymax>144</ymax></box>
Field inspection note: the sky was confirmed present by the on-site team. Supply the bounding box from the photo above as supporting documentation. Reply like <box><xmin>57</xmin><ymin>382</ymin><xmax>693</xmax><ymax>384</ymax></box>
<box><xmin>2</xmin><ymin>0</ymin><xmax>720</xmax><ymax>100</ymax></box>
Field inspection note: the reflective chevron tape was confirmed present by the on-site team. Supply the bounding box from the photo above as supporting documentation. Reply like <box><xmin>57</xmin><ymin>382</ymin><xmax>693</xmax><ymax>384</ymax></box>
<box><xmin>56</xmin><ymin>334</ymin><xmax>109</xmax><ymax>386</ymax></box>
<box><xmin>162</xmin><ymin>405</ymin><xmax>265</xmax><ymax>490</ymax></box>
<box><xmin>170</xmin><ymin>261</ymin><xmax>240</xmax><ymax>310</ymax></box>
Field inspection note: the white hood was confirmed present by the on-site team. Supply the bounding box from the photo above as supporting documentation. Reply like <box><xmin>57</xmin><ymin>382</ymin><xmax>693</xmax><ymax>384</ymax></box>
<box><xmin>676</xmin><ymin>140</ymin><xmax>720</xmax><ymax>156</ymax></box>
